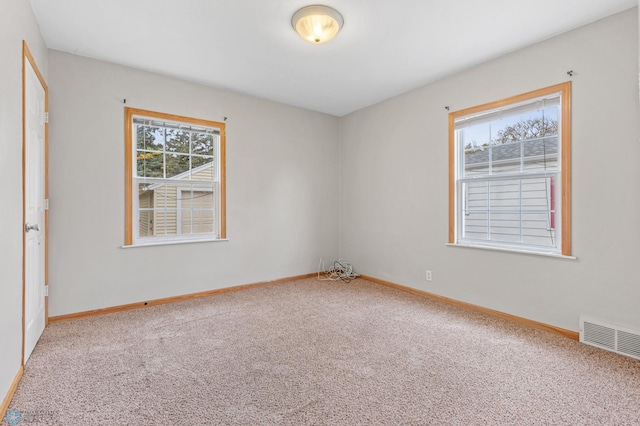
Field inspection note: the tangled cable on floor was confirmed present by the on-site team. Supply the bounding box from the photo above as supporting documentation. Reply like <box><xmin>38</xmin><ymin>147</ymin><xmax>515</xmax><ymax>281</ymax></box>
<box><xmin>317</xmin><ymin>258</ymin><xmax>359</xmax><ymax>283</ymax></box>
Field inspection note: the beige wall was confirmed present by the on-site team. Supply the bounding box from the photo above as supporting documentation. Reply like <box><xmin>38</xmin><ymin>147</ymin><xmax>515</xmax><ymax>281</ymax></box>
<box><xmin>0</xmin><ymin>0</ymin><xmax>48</xmax><ymax>409</ymax></box>
<box><xmin>47</xmin><ymin>51</ymin><xmax>340</xmax><ymax>316</ymax></box>
<box><xmin>339</xmin><ymin>8</ymin><xmax>640</xmax><ymax>332</ymax></box>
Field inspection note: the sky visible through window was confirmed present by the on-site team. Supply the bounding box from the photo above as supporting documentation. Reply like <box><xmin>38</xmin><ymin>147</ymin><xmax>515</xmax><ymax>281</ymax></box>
<box><xmin>463</xmin><ymin>106</ymin><xmax>558</xmax><ymax>149</ymax></box>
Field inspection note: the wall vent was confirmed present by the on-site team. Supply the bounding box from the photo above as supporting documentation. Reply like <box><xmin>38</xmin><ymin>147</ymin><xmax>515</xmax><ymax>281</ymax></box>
<box><xmin>580</xmin><ymin>317</ymin><xmax>640</xmax><ymax>360</ymax></box>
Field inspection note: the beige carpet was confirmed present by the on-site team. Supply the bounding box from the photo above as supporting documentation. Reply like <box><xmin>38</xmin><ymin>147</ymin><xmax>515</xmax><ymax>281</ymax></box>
<box><xmin>8</xmin><ymin>278</ymin><xmax>640</xmax><ymax>425</ymax></box>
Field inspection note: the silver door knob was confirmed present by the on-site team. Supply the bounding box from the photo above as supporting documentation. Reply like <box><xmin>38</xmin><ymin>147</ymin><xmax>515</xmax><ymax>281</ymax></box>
<box><xmin>25</xmin><ymin>223</ymin><xmax>40</xmax><ymax>232</ymax></box>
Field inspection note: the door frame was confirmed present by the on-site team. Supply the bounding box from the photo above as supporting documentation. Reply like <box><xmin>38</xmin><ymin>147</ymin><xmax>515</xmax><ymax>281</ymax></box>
<box><xmin>22</xmin><ymin>40</ymin><xmax>49</xmax><ymax>365</ymax></box>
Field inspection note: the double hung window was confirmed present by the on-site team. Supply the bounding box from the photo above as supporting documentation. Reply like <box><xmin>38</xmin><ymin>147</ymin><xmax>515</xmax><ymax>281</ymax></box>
<box><xmin>125</xmin><ymin>108</ymin><xmax>226</xmax><ymax>246</ymax></box>
<box><xmin>449</xmin><ymin>83</ymin><xmax>571</xmax><ymax>255</ymax></box>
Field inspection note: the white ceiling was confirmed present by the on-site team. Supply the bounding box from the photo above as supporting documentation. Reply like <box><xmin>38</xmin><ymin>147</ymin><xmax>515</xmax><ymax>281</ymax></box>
<box><xmin>29</xmin><ymin>0</ymin><xmax>636</xmax><ymax>116</ymax></box>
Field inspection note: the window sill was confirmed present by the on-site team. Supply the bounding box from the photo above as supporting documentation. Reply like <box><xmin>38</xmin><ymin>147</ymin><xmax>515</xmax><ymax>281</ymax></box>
<box><xmin>122</xmin><ymin>238</ymin><xmax>229</xmax><ymax>249</ymax></box>
<box><xmin>446</xmin><ymin>243</ymin><xmax>577</xmax><ymax>260</ymax></box>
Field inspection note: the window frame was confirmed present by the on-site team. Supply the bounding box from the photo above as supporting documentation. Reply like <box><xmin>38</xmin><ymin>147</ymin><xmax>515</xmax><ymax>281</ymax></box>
<box><xmin>448</xmin><ymin>82</ymin><xmax>571</xmax><ymax>256</ymax></box>
<box><xmin>124</xmin><ymin>107</ymin><xmax>226</xmax><ymax>246</ymax></box>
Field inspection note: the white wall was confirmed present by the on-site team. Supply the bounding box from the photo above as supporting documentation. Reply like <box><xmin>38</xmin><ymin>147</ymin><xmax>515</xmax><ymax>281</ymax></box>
<box><xmin>0</xmin><ymin>0</ymin><xmax>47</xmax><ymax>407</ymax></box>
<box><xmin>339</xmin><ymin>8</ymin><xmax>640</xmax><ymax>332</ymax></box>
<box><xmin>47</xmin><ymin>51</ymin><xmax>339</xmax><ymax>316</ymax></box>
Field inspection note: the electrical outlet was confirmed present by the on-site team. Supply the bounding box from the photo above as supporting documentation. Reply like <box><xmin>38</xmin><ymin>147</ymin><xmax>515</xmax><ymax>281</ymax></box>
<box><xmin>426</xmin><ymin>270</ymin><xmax>432</xmax><ymax>281</ymax></box>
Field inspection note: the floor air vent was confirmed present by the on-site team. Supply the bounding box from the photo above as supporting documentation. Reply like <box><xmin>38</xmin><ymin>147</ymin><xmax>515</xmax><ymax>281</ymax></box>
<box><xmin>580</xmin><ymin>317</ymin><xmax>640</xmax><ymax>360</ymax></box>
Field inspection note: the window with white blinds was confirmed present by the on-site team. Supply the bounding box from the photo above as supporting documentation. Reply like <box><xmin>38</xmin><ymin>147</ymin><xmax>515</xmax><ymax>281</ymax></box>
<box><xmin>449</xmin><ymin>83</ymin><xmax>571</xmax><ymax>256</ymax></box>
<box><xmin>125</xmin><ymin>108</ymin><xmax>226</xmax><ymax>246</ymax></box>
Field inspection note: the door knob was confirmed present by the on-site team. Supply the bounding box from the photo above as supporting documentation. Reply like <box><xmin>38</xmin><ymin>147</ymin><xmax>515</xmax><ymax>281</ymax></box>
<box><xmin>25</xmin><ymin>223</ymin><xmax>40</xmax><ymax>232</ymax></box>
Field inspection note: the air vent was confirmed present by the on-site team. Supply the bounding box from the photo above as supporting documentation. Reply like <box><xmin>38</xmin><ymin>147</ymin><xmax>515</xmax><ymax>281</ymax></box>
<box><xmin>580</xmin><ymin>317</ymin><xmax>640</xmax><ymax>360</ymax></box>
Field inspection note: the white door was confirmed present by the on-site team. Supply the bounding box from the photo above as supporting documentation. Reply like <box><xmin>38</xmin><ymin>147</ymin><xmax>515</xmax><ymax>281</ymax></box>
<box><xmin>24</xmin><ymin>49</ymin><xmax>47</xmax><ymax>364</ymax></box>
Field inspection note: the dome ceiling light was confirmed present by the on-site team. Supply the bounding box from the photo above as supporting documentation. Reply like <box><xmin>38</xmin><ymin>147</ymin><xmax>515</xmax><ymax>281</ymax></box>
<box><xmin>291</xmin><ymin>5</ymin><xmax>344</xmax><ymax>44</ymax></box>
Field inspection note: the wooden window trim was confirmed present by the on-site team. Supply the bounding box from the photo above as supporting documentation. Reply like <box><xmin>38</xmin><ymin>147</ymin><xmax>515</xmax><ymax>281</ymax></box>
<box><xmin>448</xmin><ymin>82</ymin><xmax>571</xmax><ymax>256</ymax></box>
<box><xmin>125</xmin><ymin>107</ymin><xmax>226</xmax><ymax>245</ymax></box>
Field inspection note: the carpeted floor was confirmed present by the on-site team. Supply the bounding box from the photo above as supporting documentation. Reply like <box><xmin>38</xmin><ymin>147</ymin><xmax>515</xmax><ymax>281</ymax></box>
<box><xmin>7</xmin><ymin>278</ymin><xmax>640</xmax><ymax>425</ymax></box>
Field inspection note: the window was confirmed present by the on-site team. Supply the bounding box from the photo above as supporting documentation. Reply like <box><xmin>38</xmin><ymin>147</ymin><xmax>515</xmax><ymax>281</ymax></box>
<box><xmin>449</xmin><ymin>82</ymin><xmax>571</xmax><ymax>256</ymax></box>
<box><xmin>125</xmin><ymin>108</ymin><xmax>226</xmax><ymax>246</ymax></box>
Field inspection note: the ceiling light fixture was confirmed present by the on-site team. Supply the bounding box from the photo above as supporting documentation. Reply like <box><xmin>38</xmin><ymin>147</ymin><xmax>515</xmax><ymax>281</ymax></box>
<box><xmin>291</xmin><ymin>5</ymin><xmax>344</xmax><ymax>44</ymax></box>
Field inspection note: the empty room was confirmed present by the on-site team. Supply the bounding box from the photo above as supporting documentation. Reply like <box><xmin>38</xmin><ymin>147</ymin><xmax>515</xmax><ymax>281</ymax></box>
<box><xmin>2</xmin><ymin>0</ymin><xmax>640</xmax><ymax>424</ymax></box>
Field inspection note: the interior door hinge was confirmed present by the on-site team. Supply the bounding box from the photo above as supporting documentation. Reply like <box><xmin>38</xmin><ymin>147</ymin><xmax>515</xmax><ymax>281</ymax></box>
<box><xmin>44</xmin><ymin>112</ymin><xmax>49</xmax><ymax>124</ymax></box>
<box><xmin>44</xmin><ymin>199</ymin><xmax>49</xmax><ymax>210</ymax></box>
<box><xmin>44</xmin><ymin>285</ymin><xmax>48</xmax><ymax>297</ymax></box>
